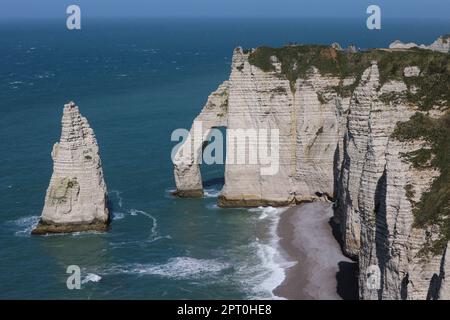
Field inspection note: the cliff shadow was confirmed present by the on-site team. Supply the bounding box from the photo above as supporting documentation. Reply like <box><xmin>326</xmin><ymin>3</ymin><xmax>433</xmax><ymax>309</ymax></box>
<box><xmin>106</xmin><ymin>196</ymin><xmax>115</xmax><ymax>223</ymax></box>
<box><xmin>329</xmin><ymin>217</ymin><xmax>345</xmax><ymax>253</ymax></box>
<box><xmin>374</xmin><ymin>168</ymin><xmax>388</xmax><ymax>300</ymax></box>
<box><xmin>199</xmin><ymin>126</ymin><xmax>226</xmax><ymax>192</ymax></box>
<box><xmin>336</xmin><ymin>261</ymin><xmax>359</xmax><ymax>300</ymax></box>
<box><xmin>329</xmin><ymin>216</ymin><xmax>359</xmax><ymax>300</ymax></box>
<box><xmin>203</xmin><ymin>177</ymin><xmax>225</xmax><ymax>188</ymax></box>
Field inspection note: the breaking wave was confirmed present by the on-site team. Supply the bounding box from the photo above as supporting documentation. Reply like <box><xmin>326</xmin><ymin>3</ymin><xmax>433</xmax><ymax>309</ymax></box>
<box><xmin>112</xmin><ymin>212</ymin><xmax>125</xmax><ymax>220</ymax></box>
<box><xmin>245</xmin><ymin>206</ymin><xmax>293</xmax><ymax>299</ymax></box>
<box><xmin>204</xmin><ymin>188</ymin><xmax>221</xmax><ymax>198</ymax></box>
<box><xmin>6</xmin><ymin>215</ymin><xmax>40</xmax><ymax>237</ymax></box>
<box><xmin>99</xmin><ymin>257</ymin><xmax>230</xmax><ymax>280</ymax></box>
<box><xmin>82</xmin><ymin>273</ymin><xmax>102</xmax><ymax>284</ymax></box>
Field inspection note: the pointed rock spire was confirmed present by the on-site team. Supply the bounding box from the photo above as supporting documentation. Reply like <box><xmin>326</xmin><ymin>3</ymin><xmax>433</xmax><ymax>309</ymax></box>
<box><xmin>32</xmin><ymin>102</ymin><xmax>109</xmax><ymax>234</ymax></box>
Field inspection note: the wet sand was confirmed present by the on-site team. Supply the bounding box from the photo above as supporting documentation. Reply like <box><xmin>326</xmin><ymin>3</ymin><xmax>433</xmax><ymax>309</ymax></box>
<box><xmin>273</xmin><ymin>202</ymin><xmax>358</xmax><ymax>300</ymax></box>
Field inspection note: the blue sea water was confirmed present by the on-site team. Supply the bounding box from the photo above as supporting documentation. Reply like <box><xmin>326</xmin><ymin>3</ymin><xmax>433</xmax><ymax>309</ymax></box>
<box><xmin>0</xmin><ymin>17</ymin><xmax>449</xmax><ymax>299</ymax></box>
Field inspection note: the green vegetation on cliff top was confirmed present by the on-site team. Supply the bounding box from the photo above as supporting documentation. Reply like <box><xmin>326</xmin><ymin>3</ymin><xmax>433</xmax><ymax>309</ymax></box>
<box><xmin>249</xmin><ymin>44</ymin><xmax>450</xmax><ymax>256</ymax></box>
<box><xmin>248</xmin><ymin>45</ymin><xmax>449</xmax><ymax>109</ymax></box>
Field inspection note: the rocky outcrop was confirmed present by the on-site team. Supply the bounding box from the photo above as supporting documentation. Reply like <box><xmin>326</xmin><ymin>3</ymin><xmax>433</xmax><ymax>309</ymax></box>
<box><xmin>173</xmin><ymin>82</ymin><xmax>229</xmax><ymax>197</ymax></box>
<box><xmin>389</xmin><ymin>35</ymin><xmax>450</xmax><ymax>53</ymax></box>
<box><xmin>389</xmin><ymin>40</ymin><xmax>419</xmax><ymax>50</ymax></box>
<box><xmin>427</xmin><ymin>35</ymin><xmax>450</xmax><ymax>53</ymax></box>
<box><xmin>174</xmin><ymin>42</ymin><xmax>450</xmax><ymax>299</ymax></box>
<box><xmin>32</xmin><ymin>102</ymin><xmax>109</xmax><ymax>235</ymax></box>
<box><xmin>175</xmin><ymin>48</ymin><xmax>343</xmax><ymax>206</ymax></box>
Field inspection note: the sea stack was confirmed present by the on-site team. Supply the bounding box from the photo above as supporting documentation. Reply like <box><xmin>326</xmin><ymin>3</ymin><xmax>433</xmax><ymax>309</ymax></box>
<box><xmin>32</xmin><ymin>102</ymin><xmax>109</xmax><ymax>235</ymax></box>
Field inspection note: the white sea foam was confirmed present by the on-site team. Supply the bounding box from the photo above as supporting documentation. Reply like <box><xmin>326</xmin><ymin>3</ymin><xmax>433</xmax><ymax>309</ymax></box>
<box><xmin>206</xmin><ymin>203</ymin><xmax>219</xmax><ymax>210</ymax></box>
<box><xmin>112</xmin><ymin>212</ymin><xmax>125</xmax><ymax>220</ymax></box>
<box><xmin>245</xmin><ymin>206</ymin><xmax>293</xmax><ymax>299</ymax></box>
<box><xmin>248</xmin><ymin>206</ymin><xmax>279</xmax><ymax>220</ymax></box>
<box><xmin>101</xmin><ymin>257</ymin><xmax>230</xmax><ymax>280</ymax></box>
<box><xmin>164</xmin><ymin>188</ymin><xmax>176</xmax><ymax>198</ymax></box>
<box><xmin>34</xmin><ymin>72</ymin><xmax>55</xmax><ymax>79</ymax></box>
<box><xmin>204</xmin><ymin>188</ymin><xmax>221</xmax><ymax>198</ymax></box>
<box><xmin>127</xmin><ymin>209</ymin><xmax>169</xmax><ymax>242</ymax></box>
<box><xmin>129</xmin><ymin>209</ymin><xmax>157</xmax><ymax>234</ymax></box>
<box><xmin>7</xmin><ymin>215</ymin><xmax>40</xmax><ymax>237</ymax></box>
<box><xmin>109</xmin><ymin>190</ymin><xmax>123</xmax><ymax>208</ymax></box>
<box><xmin>82</xmin><ymin>273</ymin><xmax>102</xmax><ymax>284</ymax></box>
<box><xmin>70</xmin><ymin>231</ymin><xmax>103</xmax><ymax>237</ymax></box>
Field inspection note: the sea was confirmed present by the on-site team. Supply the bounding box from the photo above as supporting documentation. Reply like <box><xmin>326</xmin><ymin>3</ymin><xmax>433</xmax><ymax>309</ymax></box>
<box><xmin>0</xmin><ymin>17</ymin><xmax>448</xmax><ymax>299</ymax></box>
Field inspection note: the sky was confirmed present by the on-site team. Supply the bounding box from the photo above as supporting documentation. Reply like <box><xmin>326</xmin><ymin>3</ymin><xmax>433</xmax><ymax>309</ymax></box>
<box><xmin>0</xmin><ymin>0</ymin><xmax>449</xmax><ymax>19</ymax></box>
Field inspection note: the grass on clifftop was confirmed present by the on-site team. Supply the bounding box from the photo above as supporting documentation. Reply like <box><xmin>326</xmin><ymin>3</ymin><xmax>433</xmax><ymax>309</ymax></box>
<box><xmin>393</xmin><ymin>112</ymin><xmax>450</xmax><ymax>256</ymax></box>
<box><xmin>248</xmin><ymin>45</ymin><xmax>450</xmax><ymax>109</ymax></box>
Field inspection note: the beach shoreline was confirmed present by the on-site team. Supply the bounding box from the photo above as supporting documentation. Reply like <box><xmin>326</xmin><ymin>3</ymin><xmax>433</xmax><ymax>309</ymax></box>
<box><xmin>273</xmin><ymin>202</ymin><xmax>358</xmax><ymax>300</ymax></box>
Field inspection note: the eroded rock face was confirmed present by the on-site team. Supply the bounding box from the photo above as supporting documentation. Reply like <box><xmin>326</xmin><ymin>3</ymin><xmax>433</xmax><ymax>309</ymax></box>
<box><xmin>427</xmin><ymin>35</ymin><xmax>450</xmax><ymax>53</ymax></box>
<box><xmin>174</xmin><ymin>43</ymin><xmax>450</xmax><ymax>299</ymax></box>
<box><xmin>332</xmin><ymin>63</ymin><xmax>448</xmax><ymax>299</ymax></box>
<box><xmin>172</xmin><ymin>81</ymin><xmax>229</xmax><ymax>197</ymax></box>
<box><xmin>404</xmin><ymin>66</ymin><xmax>421</xmax><ymax>77</ymax></box>
<box><xmin>32</xmin><ymin>102</ymin><xmax>109</xmax><ymax>234</ymax></box>
<box><xmin>174</xmin><ymin>48</ymin><xmax>344</xmax><ymax>206</ymax></box>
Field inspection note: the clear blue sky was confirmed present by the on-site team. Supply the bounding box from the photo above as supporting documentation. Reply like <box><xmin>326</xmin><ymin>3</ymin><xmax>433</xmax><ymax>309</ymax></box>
<box><xmin>1</xmin><ymin>0</ymin><xmax>449</xmax><ymax>19</ymax></box>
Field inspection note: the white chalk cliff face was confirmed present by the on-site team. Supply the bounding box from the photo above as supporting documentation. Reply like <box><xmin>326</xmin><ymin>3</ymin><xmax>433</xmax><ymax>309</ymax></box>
<box><xmin>175</xmin><ymin>49</ymin><xmax>342</xmax><ymax>206</ymax></box>
<box><xmin>389</xmin><ymin>34</ymin><xmax>450</xmax><ymax>53</ymax></box>
<box><xmin>174</xmin><ymin>41</ymin><xmax>450</xmax><ymax>299</ymax></box>
<box><xmin>33</xmin><ymin>102</ymin><xmax>109</xmax><ymax>234</ymax></box>
<box><xmin>173</xmin><ymin>82</ymin><xmax>229</xmax><ymax>197</ymax></box>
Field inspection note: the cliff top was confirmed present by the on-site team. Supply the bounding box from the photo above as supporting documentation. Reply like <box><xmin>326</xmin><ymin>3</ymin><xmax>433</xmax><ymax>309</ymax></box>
<box><xmin>245</xmin><ymin>43</ymin><xmax>449</xmax><ymax>111</ymax></box>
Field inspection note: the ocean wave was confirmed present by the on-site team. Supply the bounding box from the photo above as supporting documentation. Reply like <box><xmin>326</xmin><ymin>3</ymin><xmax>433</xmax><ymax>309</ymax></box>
<box><xmin>109</xmin><ymin>190</ymin><xmax>123</xmax><ymax>208</ymax></box>
<box><xmin>128</xmin><ymin>209</ymin><xmax>165</xmax><ymax>241</ymax></box>
<box><xmin>164</xmin><ymin>188</ymin><xmax>176</xmax><ymax>198</ymax></box>
<box><xmin>241</xmin><ymin>206</ymin><xmax>293</xmax><ymax>299</ymax></box>
<box><xmin>100</xmin><ymin>257</ymin><xmax>230</xmax><ymax>280</ymax></box>
<box><xmin>206</xmin><ymin>203</ymin><xmax>219</xmax><ymax>210</ymax></box>
<box><xmin>34</xmin><ymin>72</ymin><xmax>55</xmax><ymax>80</ymax></box>
<box><xmin>81</xmin><ymin>273</ymin><xmax>102</xmax><ymax>284</ymax></box>
<box><xmin>6</xmin><ymin>215</ymin><xmax>40</xmax><ymax>237</ymax></box>
<box><xmin>232</xmin><ymin>241</ymin><xmax>294</xmax><ymax>300</ymax></box>
<box><xmin>204</xmin><ymin>188</ymin><xmax>221</xmax><ymax>198</ymax></box>
<box><xmin>253</xmin><ymin>241</ymin><xmax>294</xmax><ymax>299</ymax></box>
<box><xmin>248</xmin><ymin>206</ymin><xmax>285</xmax><ymax>220</ymax></box>
<box><xmin>112</xmin><ymin>212</ymin><xmax>125</xmax><ymax>220</ymax></box>
<box><xmin>70</xmin><ymin>231</ymin><xmax>103</xmax><ymax>237</ymax></box>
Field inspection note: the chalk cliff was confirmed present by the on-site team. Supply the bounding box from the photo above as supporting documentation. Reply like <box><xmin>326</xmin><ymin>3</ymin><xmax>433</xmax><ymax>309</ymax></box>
<box><xmin>32</xmin><ymin>102</ymin><xmax>109</xmax><ymax>234</ymax></box>
<box><xmin>174</xmin><ymin>37</ymin><xmax>450</xmax><ymax>299</ymax></box>
<box><xmin>389</xmin><ymin>34</ymin><xmax>450</xmax><ymax>53</ymax></box>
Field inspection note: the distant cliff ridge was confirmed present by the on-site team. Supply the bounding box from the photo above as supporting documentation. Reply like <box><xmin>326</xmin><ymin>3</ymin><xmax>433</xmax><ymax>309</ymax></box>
<box><xmin>389</xmin><ymin>34</ymin><xmax>450</xmax><ymax>53</ymax></box>
<box><xmin>173</xmin><ymin>36</ymin><xmax>450</xmax><ymax>299</ymax></box>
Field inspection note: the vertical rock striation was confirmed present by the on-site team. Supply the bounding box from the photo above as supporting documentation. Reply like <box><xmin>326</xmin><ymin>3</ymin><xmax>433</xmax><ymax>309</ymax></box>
<box><xmin>174</xmin><ymin>39</ymin><xmax>450</xmax><ymax>299</ymax></box>
<box><xmin>173</xmin><ymin>81</ymin><xmax>229</xmax><ymax>197</ymax></box>
<box><xmin>32</xmin><ymin>102</ymin><xmax>109</xmax><ymax>234</ymax></box>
